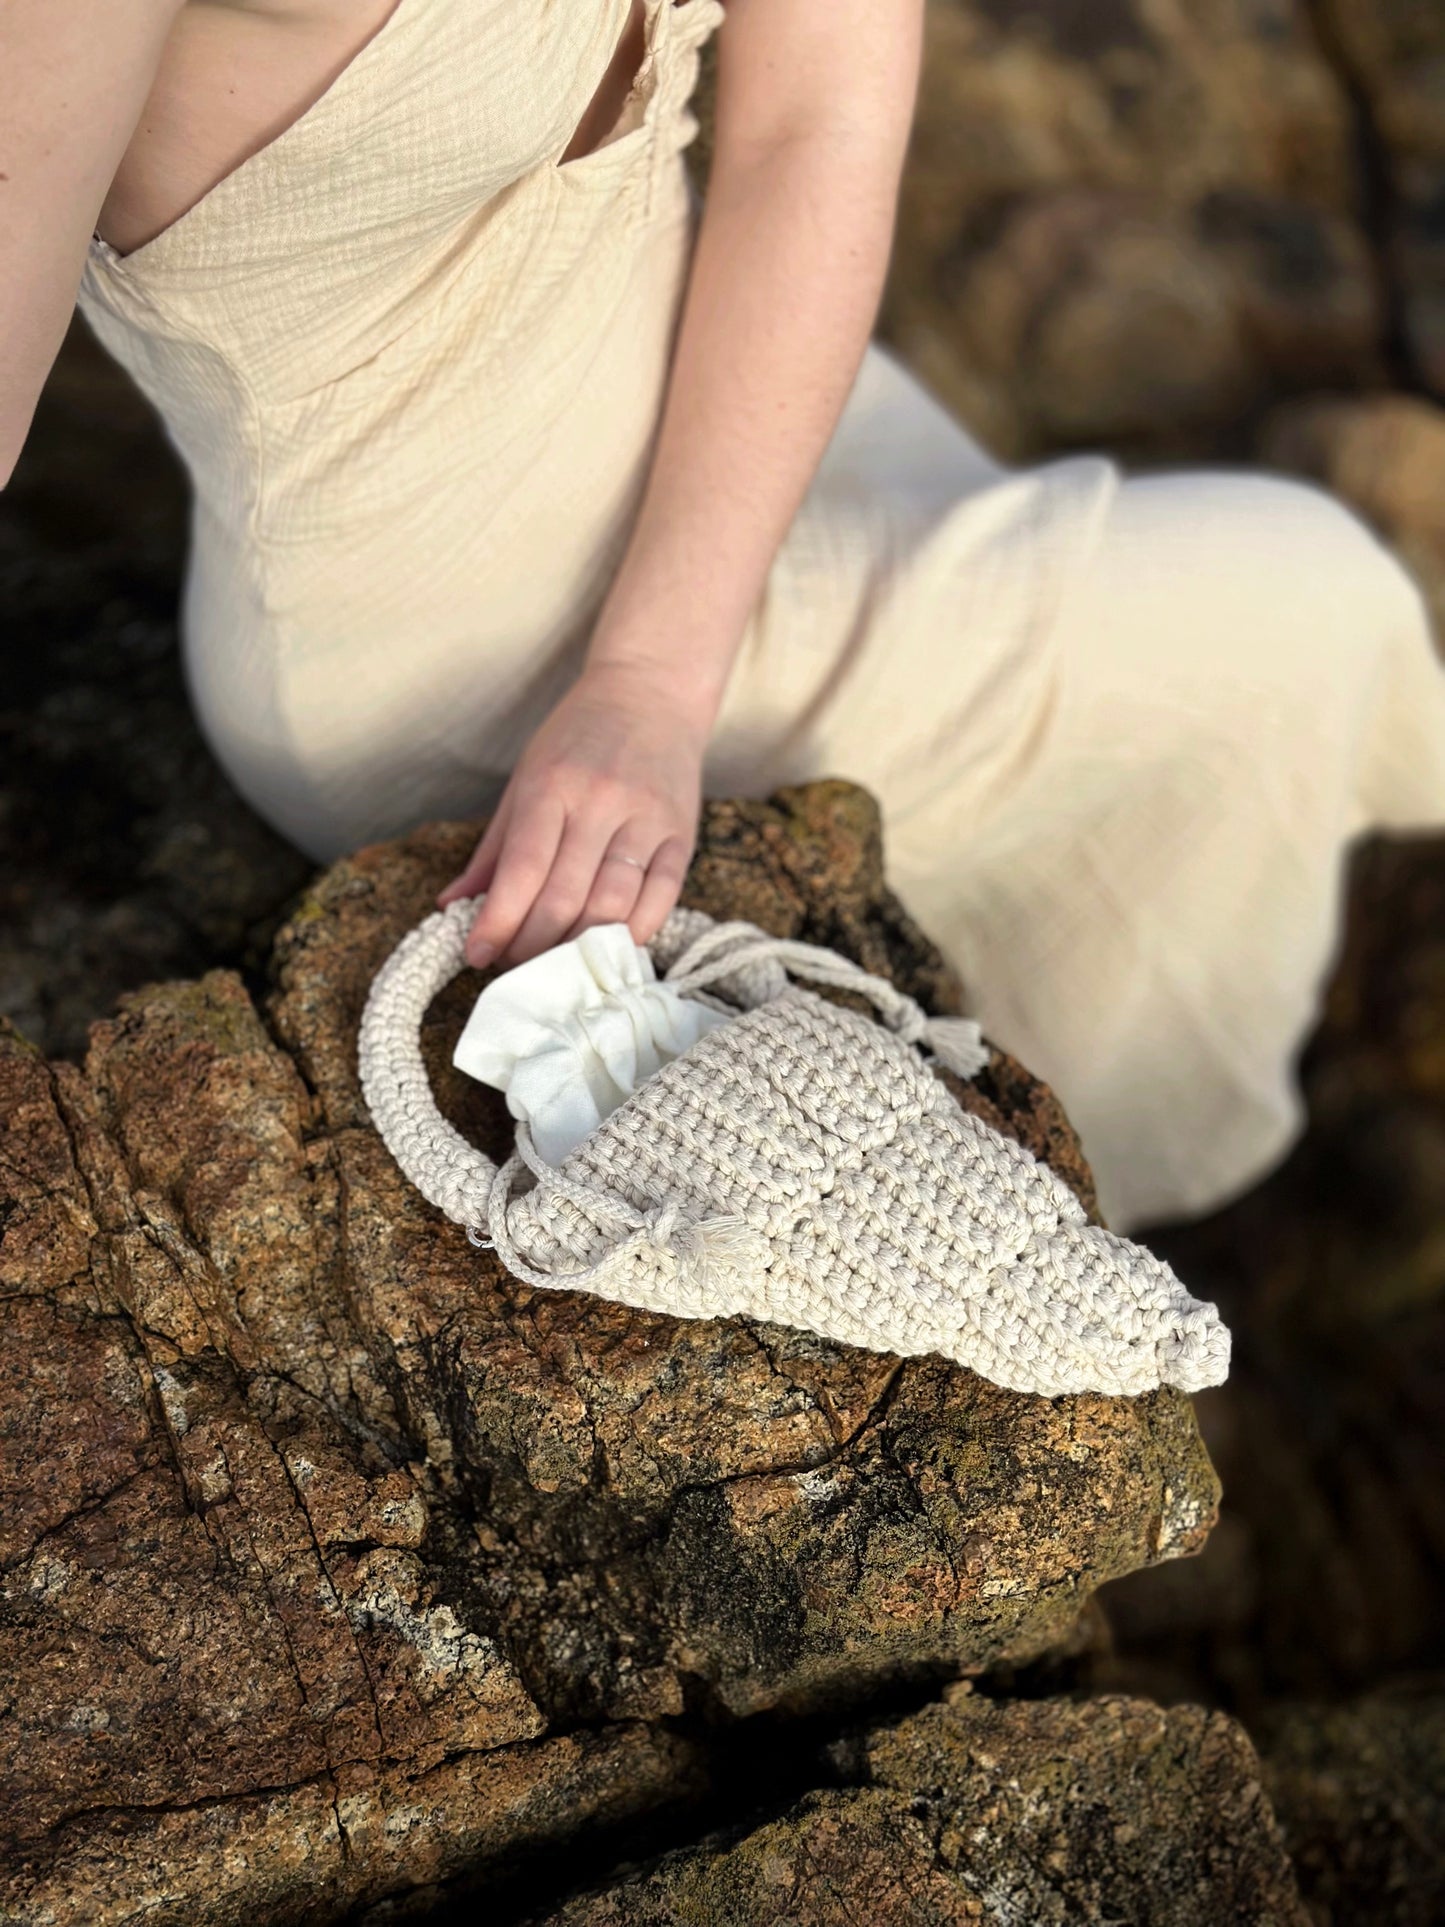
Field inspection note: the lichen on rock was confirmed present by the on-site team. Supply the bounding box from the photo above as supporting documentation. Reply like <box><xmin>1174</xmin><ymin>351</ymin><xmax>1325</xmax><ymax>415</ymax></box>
<box><xmin>519</xmin><ymin>1687</ymin><xmax>1309</xmax><ymax>1926</ymax></box>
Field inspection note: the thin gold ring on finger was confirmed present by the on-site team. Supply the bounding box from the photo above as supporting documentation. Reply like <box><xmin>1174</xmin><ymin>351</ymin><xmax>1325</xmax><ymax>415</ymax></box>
<box><xmin>604</xmin><ymin>852</ymin><xmax>649</xmax><ymax>871</ymax></box>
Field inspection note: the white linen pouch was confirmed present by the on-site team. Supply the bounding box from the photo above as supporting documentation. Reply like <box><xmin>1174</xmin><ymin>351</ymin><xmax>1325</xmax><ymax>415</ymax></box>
<box><xmin>451</xmin><ymin>922</ymin><xmax>731</xmax><ymax>1166</ymax></box>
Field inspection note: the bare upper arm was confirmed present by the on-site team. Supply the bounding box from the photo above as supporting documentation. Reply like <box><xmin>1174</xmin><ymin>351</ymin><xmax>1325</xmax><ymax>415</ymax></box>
<box><xmin>708</xmin><ymin>0</ymin><xmax>924</xmax><ymax>162</ymax></box>
<box><xmin>0</xmin><ymin>0</ymin><xmax>188</xmax><ymax>485</ymax></box>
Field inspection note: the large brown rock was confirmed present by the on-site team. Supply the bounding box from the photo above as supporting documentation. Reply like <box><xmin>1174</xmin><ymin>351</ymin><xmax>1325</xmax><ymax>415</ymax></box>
<box><xmin>521</xmin><ymin>1686</ymin><xmax>1308</xmax><ymax>1926</ymax></box>
<box><xmin>0</xmin><ymin>781</ymin><xmax>1221</xmax><ymax>1924</ymax></box>
<box><xmin>1316</xmin><ymin>0</ymin><xmax>1445</xmax><ymax>397</ymax></box>
<box><xmin>876</xmin><ymin>0</ymin><xmax>1379</xmax><ymax>461</ymax></box>
<box><xmin>0</xmin><ymin>1012</ymin><xmax>707</xmax><ymax>1925</ymax></box>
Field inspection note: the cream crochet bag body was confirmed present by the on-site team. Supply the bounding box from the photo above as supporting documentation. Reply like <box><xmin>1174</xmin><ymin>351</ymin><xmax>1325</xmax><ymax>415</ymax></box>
<box><xmin>358</xmin><ymin>897</ymin><xmax>1231</xmax><ymax>1399</ymax></box>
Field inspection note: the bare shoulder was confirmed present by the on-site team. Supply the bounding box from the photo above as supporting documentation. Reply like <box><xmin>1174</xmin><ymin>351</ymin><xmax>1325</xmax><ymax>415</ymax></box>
<box><xmin>0</xmin><ymin>0</ymin><xmax>193</xmax><ymax>481</ymax></box>
<box><xmin>1</xmin><ymin>0</ymin><xmax>399</xmax><ymax>483</ymax></box>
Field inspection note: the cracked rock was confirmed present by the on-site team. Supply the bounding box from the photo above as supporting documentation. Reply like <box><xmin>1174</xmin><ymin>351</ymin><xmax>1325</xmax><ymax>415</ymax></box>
<box><xmin>520</xmin><ymin>1687</ymin><xmax>1309</xmax><ymax>1926</ymax></box>
<box><xmin>0</xmin><ymin>781</ymin><xmax>1221</xmax><ymax>1923</ymax></box>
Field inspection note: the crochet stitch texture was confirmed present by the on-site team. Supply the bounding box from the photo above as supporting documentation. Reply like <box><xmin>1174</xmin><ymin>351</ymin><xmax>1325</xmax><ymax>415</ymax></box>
<box><xmin>358</xmin><ymin>897</ymin><xmax>1231</xmax><ymax>1398</ymax></box>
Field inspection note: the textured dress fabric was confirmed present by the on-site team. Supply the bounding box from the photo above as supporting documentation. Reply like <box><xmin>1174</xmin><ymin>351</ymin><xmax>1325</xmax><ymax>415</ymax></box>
<box><xmin>76</xmin><ymin>0</ymin><xmax>1445</xmax><ymax>1234</ymax></box>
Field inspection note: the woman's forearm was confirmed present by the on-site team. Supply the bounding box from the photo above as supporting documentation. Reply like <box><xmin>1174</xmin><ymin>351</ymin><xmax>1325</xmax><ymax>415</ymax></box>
<box><xmin>441</xmin><ymin>1</ymin><xmax>925</xmax><ymax>966</ymax></box>
<box><xmin>585</xmin><ymin>117</ymin><xmax>917</xmax><ymax>733</ymax></box>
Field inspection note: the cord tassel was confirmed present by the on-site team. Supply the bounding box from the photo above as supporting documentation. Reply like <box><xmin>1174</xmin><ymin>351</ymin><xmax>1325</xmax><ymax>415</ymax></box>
<box><xmin>921</xmin><ymin>1014</ymin><xmax>990</xmax><ymax>1080</ymax></box>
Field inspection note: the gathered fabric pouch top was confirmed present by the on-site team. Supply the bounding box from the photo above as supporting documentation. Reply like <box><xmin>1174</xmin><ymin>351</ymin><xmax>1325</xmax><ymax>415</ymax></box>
<box><xmin>450</xmin><ymin>921</ymin><xmax>730</xmax><ymax>1165</ymax></box>
<box><xmin>359</xmin><ymin>899</ymin><xmax>1231</xmax><ymax>1399</ymax></box>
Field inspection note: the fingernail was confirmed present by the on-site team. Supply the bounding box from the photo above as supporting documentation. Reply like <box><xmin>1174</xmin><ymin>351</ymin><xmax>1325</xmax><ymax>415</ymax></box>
<box><xmin>466</xmin><ymin>940</ymin><xmax>495</xmax><ymax>969</ymax></box>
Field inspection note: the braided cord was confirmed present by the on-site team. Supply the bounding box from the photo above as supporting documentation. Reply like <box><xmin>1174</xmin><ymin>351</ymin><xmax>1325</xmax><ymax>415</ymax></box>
<box><xmin>357</xmin><ymin>896</ymin><xmax>499</xmax><ymax>1227</ymax></box>
<box><xmin>663</xmin><ymin>925</ymin><xmax>989</xmax><ymax>1076</ymax></box>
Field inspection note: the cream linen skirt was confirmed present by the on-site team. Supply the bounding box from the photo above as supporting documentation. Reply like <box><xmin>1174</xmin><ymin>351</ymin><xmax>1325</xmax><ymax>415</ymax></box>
<box><xmin>709</xmin><ymin>345</ymin><xmax>1445</xmax><ymax>1235</ymax></box>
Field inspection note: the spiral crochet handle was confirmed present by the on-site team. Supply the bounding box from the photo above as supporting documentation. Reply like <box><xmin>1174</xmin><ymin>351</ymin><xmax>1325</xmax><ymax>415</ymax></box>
<box><xmin>358</xmin><ymin>895</ymin><xmax>502</xmax><ymax>1227</ymax></box>
<box><xmin>356</xmin><ymin>894</ymin><xmax>740</xmax><ymax>1230</ymax></box>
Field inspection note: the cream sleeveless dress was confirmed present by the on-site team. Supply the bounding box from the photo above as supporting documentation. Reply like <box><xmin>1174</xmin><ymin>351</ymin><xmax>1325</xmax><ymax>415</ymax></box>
<box><xmin>76</xmin><ymin>0</ymin><xmax>1445</xmax><ymax>1235</ymax></box>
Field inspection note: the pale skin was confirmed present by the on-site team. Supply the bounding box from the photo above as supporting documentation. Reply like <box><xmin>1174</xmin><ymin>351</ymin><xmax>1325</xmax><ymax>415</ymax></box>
<box><xmin>1</xmin><ymin>0</ymin><xmax>925</xmax><ymax>968</ymax></box>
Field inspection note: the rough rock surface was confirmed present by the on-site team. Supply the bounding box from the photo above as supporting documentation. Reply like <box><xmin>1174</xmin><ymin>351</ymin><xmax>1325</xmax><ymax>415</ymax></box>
<box><xmin>519</xmin><ymin>1687</ymin><xmax>1308</xmax><ymax>1926</ymax></box>
<box><xmin>1257</xmin><ymin>1677</ymin><xmax>1445</xmax><ymax>1927</ymax></box>
<box><xmin>4</xmin><ymin>3</ymin><xmax>1443</xmax><ymax>1063</ymax></box>
<box><xmin>0</xmin><ymin>781</ymin><xmax>1220</xmax><ymax>1924</ymax></box>
<box><xmin>1315</xmin><ymin>0</ymin><xmax>1445</xmax><ymax>396</ymax></box>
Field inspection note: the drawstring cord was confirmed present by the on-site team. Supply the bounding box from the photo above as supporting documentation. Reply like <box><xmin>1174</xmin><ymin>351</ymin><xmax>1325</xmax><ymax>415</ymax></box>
<box><xmin>464</xmin><ymin>921</ymin><xmax>988</xmax><ymax>1290</ymax></box>
<box><xmin>660</xmin><ymin>922</ymin><xmax>990</xmax><ymax>1082</ymax></box>
<box><xmin>469</xmin><ymin>1117</ymin><xmax>768</xmax><ymax>1299</ymax></box>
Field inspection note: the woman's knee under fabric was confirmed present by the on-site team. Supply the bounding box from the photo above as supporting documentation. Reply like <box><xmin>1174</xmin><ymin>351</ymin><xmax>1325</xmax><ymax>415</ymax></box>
<box><xmin>1034</xmin><ymin>466</ymin><xmax>1445</xmax><ymax>846</ymax></box>
<box><xmin>1050</xmin><ymin>468</ymin><xmax>1431</xmax><ymax>721</ymax></box>
<box><xmin>893</xmin><ymin>464</ymin><xmax>1445</xmax><ymax>1233</ymax></box>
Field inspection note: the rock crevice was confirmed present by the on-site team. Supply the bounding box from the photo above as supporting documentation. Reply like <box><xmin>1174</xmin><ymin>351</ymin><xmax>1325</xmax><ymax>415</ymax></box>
<box><xmin>0</xmin><ymin>784</ymin><xmax>1226</xmax><ymax>1925</ymax></box>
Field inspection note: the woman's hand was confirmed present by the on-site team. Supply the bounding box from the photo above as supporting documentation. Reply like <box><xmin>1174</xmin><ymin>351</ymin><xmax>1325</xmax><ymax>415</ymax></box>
<box><xmin>436</xmin><ymin>660</ymin><xmax>709</xmax><ymax>969</ymax></box>
<box><xmin>437</xmin><ymin>0</ymin><xmax>922</xmax><ymax>972</ymax></box>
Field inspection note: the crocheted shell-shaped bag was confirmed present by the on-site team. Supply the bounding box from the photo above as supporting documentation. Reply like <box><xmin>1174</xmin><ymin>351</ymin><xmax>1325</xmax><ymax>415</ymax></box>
<box><xmin>358</xmin><ymin>898</ymin><xmax>1231</xmax><ymax>1399</ymax></box>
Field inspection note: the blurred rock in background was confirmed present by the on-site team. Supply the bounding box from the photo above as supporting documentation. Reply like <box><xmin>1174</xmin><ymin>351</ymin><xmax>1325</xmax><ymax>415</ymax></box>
<box><xmin>706</xmin><ymin>0</ymin><xmax>1445</xmax><ymax>627</ymax></box>
<box><xmin>1316</xmin><ymin>0</ymin><xmax>1445</xmax><ymax>397</ymax></box>
<box><xmin>882</xmin><ymin>0</ymin><xmax>1383</xmax><ymax>462</ymax></box>
<box><xmin>0</xmin><ymin>327</ymin><xmax>309</xmax><ymax>1058</ymax></box>
<box><xmin>1260</xmin><ymin>391</ymin><xmax>1445</xmax><ymax>640</ymax></box>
